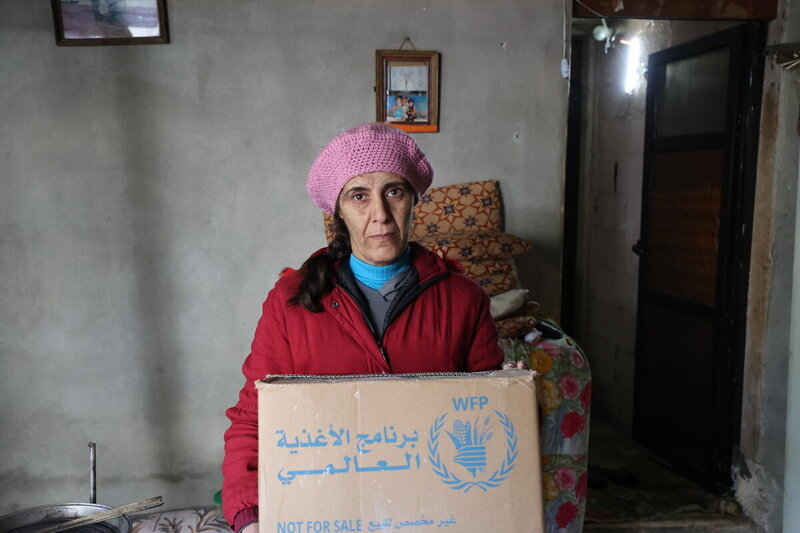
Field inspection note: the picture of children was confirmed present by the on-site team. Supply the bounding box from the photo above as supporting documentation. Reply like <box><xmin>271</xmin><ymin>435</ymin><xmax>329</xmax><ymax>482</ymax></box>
<box><xmin>387</xmin><ymin>96</ymin><xmax>407</xmax><ymax>122</ymax></box>
<box><xmin>385</xmin><ymin>95</ymin><xmax>429</xmax><ymax>123</ymax></box>
<box><xmin>385</xmin><ymin>94</ymin><xmax>429</xmax><ymax>123</ymax></box>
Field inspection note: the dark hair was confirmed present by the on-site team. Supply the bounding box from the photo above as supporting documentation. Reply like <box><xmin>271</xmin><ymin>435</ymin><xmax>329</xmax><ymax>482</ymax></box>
<box><xmin>289</xmin><ymin>214</ymin><xmax>351</xmax><ymax>312</ymax></box>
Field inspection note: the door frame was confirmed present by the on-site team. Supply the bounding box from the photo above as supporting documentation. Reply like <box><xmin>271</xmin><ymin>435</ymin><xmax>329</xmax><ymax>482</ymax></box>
<box><xmin>633</xmin><ymin>22</ymin><xmax>766</xmax><ymax>492</ymax></box>
<box><xmin>562</xmin><ymin>35</ymin><xmax>585</xmax><ymax>334</ymax></box>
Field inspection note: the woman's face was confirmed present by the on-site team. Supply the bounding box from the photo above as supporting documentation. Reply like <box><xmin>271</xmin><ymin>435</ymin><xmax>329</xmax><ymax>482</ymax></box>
<box><xmin>337</xmin><ymin>171</ymin><xmax>414</xmax><ymax>266</ymax></box>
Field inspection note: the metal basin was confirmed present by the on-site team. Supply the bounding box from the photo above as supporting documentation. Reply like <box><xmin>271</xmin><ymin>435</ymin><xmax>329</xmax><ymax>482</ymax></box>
<box><xmin>0</xmin><ymin>504</ymin><xmax>131</xmax><ymax>533</ymax></box>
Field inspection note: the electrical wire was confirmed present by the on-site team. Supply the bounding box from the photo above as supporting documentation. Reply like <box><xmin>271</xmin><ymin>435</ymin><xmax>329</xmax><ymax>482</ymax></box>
<box><xmin>563</xmin><ymin>0</ymin><xmax>569</xmax><ymax>59</ymax></box>
<box><xmin>574</xmin><ymin>0</ymin><xmax>616</xmax><ymax>53</ymax></box>
<box><xmin>574</xmin><ymin>0</ymin><xmax>609</xmax><ymax>18</ymax></box>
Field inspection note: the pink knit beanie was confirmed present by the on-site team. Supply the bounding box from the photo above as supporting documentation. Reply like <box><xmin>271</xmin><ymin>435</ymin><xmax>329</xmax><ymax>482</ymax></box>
<box><xmin>307</xmin><ymin>123</ymin><xmax>434</xmax><ymax>214</ymax></box>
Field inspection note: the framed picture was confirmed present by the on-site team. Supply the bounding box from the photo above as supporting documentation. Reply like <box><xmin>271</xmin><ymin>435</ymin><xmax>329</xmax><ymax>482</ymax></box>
<box><xmin>51</xmin><ymin>0</ymin><xmax>169</xmax><ymax>46</ymax></box>
<box><xmin>376</xmin><ymin>50</ymin><xmax>440</xmax><ymax>133</ymax></box>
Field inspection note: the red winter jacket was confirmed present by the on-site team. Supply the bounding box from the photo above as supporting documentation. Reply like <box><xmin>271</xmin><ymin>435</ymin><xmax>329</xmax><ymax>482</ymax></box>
<box><xmin>221</xmin><ymin>243</ymin><xmax>503</xmax><ymax>529</ymax></box>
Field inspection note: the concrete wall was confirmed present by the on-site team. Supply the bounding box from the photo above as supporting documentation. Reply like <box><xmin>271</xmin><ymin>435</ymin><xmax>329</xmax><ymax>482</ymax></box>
<box><xmin>783</xmin><ymin>108</ymin><xmax>800</xmax><ymax>530</ymax></box>
<box><xmin>737</xmin><ymin>1</ymin><xmax>800</xmax><ymax>530</ymax></box>
<box><xmin>574</xmin><ymin>19</ymin><xmax>737</xmax><ymax>432</ymax></box>
<box><xmin>0</xmin><ymin>0</ymin><xmax>568</xmax><ymax>513</ymax></box>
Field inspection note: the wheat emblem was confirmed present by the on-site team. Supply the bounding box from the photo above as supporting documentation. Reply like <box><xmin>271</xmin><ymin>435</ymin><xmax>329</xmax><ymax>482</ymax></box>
<box><xmin>428</xmin><ymin>411</ymin><xmax>518</xmax><ymax>493</ymax></box>
<box><xmin>445</xmin><ymin>417</ymin><xmax>493</xmax><ymax>477</ymax></box>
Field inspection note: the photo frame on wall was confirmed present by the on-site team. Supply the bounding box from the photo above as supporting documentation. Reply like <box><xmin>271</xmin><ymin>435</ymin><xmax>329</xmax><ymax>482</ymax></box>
<box><xmin>51</xmin><ymin>0</ymin><xmax>169</xmax><ymax>46</ymax></box>
<box><xmin>376</xmin><ymin>49</ymin><xmax>440</xmax><ymax>133</ymax></box>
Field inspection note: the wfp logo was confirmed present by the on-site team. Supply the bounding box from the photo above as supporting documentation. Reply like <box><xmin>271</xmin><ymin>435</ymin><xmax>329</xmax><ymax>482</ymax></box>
<box><xmin>427</xmin><ymin>396</ymin><xmax>518</xmax><ymax>493</ymax></box>
<box><xmin>448</xmin><ymin>418</ymin><xmax>492</xmax><ymax>476</ymax></box>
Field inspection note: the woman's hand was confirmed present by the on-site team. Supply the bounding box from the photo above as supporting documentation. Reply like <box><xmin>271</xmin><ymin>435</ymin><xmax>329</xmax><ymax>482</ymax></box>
<box><xmin>502</xmin><ymin>360</ymin><xmax>530</xmax><ymax>370</ymax></box>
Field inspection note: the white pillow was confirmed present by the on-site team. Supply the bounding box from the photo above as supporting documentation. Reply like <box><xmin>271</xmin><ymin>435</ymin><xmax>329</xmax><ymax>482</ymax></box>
<box><xmin>490</xmin><ymin>289</ymin><xmax>529</xmax><ymax>319</ymax></box>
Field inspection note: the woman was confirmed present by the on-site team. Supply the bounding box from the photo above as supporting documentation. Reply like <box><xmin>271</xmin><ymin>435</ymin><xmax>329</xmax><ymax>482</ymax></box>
<box><xmin>221</xmin><ymin>123</ymin><xmax>507</xmax><ymax>533</ymax></box>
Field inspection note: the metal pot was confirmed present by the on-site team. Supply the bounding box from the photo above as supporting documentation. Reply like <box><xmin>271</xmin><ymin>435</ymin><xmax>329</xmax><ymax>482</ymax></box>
<box><xmin>0</xmin><ymin>504</ymin><xmax>131</xmax><ymax>533</ymax></box>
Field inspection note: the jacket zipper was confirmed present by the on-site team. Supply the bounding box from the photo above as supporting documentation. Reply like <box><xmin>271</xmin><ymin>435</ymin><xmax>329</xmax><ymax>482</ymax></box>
<box><xmin>336</xmin><ymin>283</ymin><xmax>392</xmax><ymax>370</ymax></box>
<box><xmin>335</xmin><ymin>271</ymin><xmax>449</xmax><ymax>372</ymax></box>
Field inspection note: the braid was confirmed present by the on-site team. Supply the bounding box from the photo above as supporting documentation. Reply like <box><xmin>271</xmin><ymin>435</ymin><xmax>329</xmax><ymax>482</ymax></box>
<box><xmin>326</xmin><ymin>216</ymin><xmax>351</xmax><ymax>262</ymax></box>
<box><xmin>290</xmin><ymin>215</ymin><xmax>351</xmax><ymax>312</ymax></box>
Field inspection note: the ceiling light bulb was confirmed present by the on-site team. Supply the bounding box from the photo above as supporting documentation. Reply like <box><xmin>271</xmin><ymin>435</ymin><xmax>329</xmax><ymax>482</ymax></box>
<box><xmin>593</xmin><ymin>20</ymin><xmax>613</xmax><ymax>42</ymax></box>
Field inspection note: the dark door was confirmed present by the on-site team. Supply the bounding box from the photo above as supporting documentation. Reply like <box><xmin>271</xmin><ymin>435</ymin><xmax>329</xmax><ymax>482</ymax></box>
<box><xmin>633</xmin><ymin>23</ymin><xmax>765</xmax><ymax>492</ymax></box>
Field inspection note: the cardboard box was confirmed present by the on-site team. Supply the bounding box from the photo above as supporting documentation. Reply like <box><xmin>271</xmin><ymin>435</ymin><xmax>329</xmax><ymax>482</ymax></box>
<box><xmin>257</xmin><ymin>371</ymin><xmax>543</xmax><ymax>533</ymax></box>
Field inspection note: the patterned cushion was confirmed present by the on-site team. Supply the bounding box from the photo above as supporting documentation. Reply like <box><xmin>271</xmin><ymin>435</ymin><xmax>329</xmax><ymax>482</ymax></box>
<box><xmin>323</xmin><ymin>214</ymin><xmax>336</xmax><ymax>242</ymax></box>
<box><xmin>495</xmin><ymin>315</ymin><xmax>537</xmax><ymax>338</ymax></box>
<box><xmin>493</xmin><ymin>301</ymin><xmax>540</xmax><ymax>338</ymax></box>
<box><xmin>461</xmin><ymin>258</ymin><xmax>513</xmax><ymax>278</ymax></box>
<box><xmin>461</xmin><ymin>258</ymin><xmax>521</xmax><ymax>296</ymax></box>
<box><xmin>322</xmin><ymin>179</ymin><xmax>501</xmax><ymax>242</ymax></box>
<box><xmin>474</xmin><ymin>272</ymin><xmax>521</xmax><ymax>296</ymax></box>
<box><xmin>414</xmin><ymin>230</ymin><xmax>531</xmax><ymax>261</ymax></box>
<box><xmin>411</xmin><ymin>180</ymin><xmax>501</xmax><ymax>238</ymax></box>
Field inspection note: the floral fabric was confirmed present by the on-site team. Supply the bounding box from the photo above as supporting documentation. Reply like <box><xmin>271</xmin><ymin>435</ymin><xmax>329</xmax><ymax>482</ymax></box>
<box><xmin>132</xmin><ymin>508</ymin><xmax>229</xmax><ymax>533</ymax></box>
<box><xmin>500</xmin><ymin>319</ymin><xmax>591</xmax><ymax>533</ymax></box>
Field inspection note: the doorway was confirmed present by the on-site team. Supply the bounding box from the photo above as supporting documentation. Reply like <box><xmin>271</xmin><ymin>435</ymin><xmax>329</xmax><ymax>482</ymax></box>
<box><xmin>567</xmin><ymin>17</ymin><xmax>766</xmax><ymax>524</ymax></box>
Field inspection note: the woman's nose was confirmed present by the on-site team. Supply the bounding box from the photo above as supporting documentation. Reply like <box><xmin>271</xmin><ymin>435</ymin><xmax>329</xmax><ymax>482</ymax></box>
<box><xmin>370</xmin><ymin>197</ymin><xmax>391</xmax><ymax>223</ymax></box>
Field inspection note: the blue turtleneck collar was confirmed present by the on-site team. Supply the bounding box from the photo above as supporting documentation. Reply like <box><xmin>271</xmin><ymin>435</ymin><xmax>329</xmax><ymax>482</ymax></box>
<box><xmin>349</xmin><ymin>247</ymin><xmax>412</xmax><ymax>290</ymax></box>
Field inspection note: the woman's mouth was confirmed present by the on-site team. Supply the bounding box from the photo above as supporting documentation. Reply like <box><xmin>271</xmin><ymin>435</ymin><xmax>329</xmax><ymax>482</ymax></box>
<box><xmin>369</xmin><ymin>233</ymin><xmax>395</xmax><ymax>241</ymax></box>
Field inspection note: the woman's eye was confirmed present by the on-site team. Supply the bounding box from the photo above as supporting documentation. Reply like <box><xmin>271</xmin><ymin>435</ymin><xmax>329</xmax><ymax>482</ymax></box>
<box><xmin>352</xmin><ymin>193</ymin><xmax>365</xmax><ymax>201</ymax></box>
<box><xmin>387</xmin><ymin>188</ymin><xmax>404</xmax><ymax>197</ymax></box>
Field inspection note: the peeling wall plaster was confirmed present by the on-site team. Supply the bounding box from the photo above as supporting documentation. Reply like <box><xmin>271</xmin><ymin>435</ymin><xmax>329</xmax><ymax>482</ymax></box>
<box><xmin>734</xmin><ymin>458</ymin><xmax>782</xmax><ymax>531</ymax></box>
